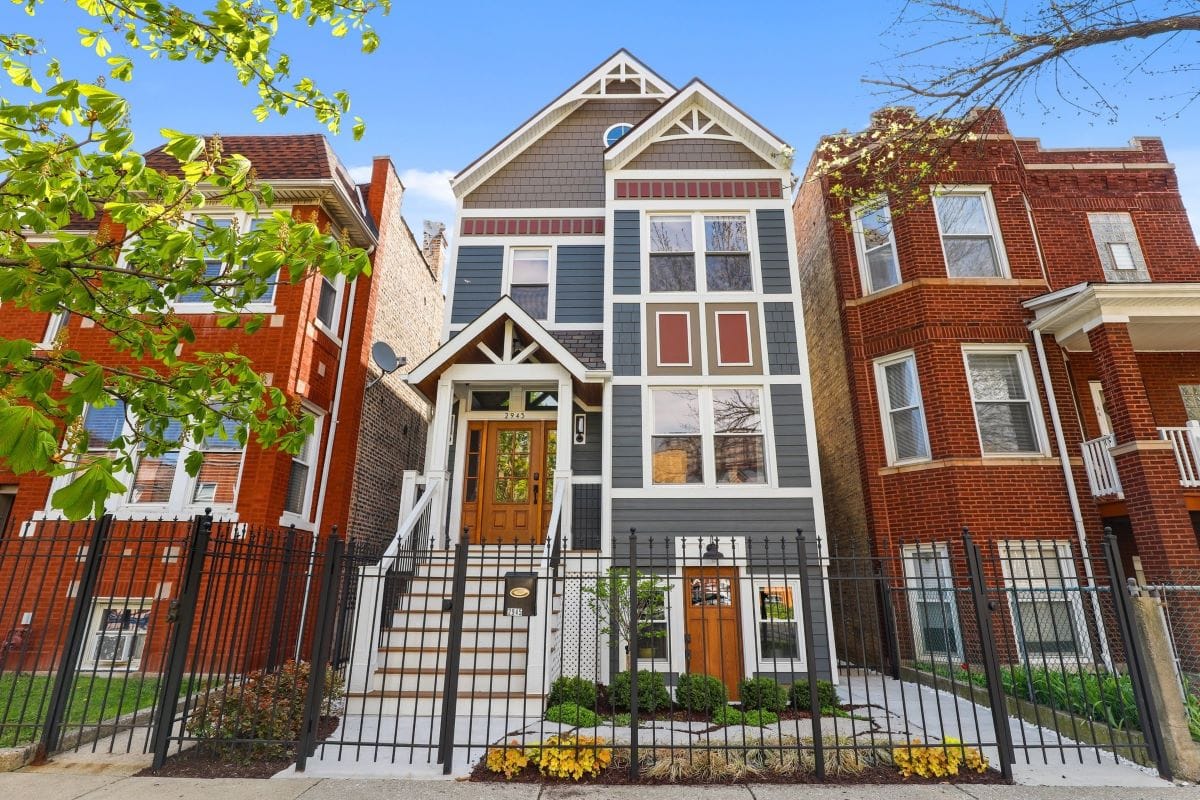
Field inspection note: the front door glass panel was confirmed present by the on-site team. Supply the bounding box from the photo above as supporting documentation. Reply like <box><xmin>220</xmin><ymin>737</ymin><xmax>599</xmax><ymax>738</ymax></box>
<box><xmin>492</xmin><ymin>429</ymin><xmax>532</xmax><ymax>504</ymax></box>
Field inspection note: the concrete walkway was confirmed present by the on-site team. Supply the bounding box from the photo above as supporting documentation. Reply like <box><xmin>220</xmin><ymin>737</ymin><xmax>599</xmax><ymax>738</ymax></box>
<box><xmin>0</xmin><ymin>767</ymin><xmax>1195</xmax><ymax>800</ymax></box>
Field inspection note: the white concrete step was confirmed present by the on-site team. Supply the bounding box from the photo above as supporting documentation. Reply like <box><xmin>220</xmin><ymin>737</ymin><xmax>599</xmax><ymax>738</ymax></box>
<box><xmin>381</xmin><ymin>627</ymin><xmax>528</xmax><ymax>650</ymax></box>
<box><xmin>372</xmin><ymin>669</ymin><xmax>528</xmax><ymax>694</ymax></box>
<box><xmin>344</xmin><ymin>691</ymin><xmax>545</xmax><ymax>717</ymax></box>
<box><xmin>375</xmin><ymin>647</ymin><xmax>528</xmax><ymax>671</ymax></box>
<box><xmin>389</xmin><ymin>610</ymin><xmax>530</xmax><ymax>629</ymax></box>
<box><xmin>407</xmin><ymin>577</ymin><xmax>508</xmax><ymax>594</ymax></box>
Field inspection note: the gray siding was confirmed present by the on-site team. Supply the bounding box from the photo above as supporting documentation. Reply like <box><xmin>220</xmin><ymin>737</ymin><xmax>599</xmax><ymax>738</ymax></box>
<box><xmin>572</xmin><ymin>411</ymin><xmax>602</xmax><ymax>475</ymax></box>
<box><xmin>611</xmin><ymin>385</ymin><xmax>642</xmax><ymax>488</ymax></box>
<box><xmin>571</xmin><ymin>483</ymin><xmax>601</xmax><ymax>550</ymax></box>
<box><xmin>764</xmin><ymin>302</ymin><xmax>801</xmax><ymax>375</ymax></box>
<box><xmin>771</xmin><ymin>384</ymin><xmax>810</xmax><ymax>487</ymax></box>
<box><xmin>613</xmin><ymin>303</ymin><xmax>641</xmax><ymax>376</ymax></box>
<box><xmin>756</xmin><ymin>209</ymin><xmax>792</xmax><ymax>294</ymax></box>
<box><xmin>450</xmin><ymin>246</ymin><xmax>503</xmax><ymax>324</ymax></box>
<box><xmin>555</xmin><ymin>245</ymin><xmax>604</xmax><ymax>323</ymax></box>
<box><xmin>613</xmin><ymin>210</ymin><xmax>640</xmax><ymax>295</ymax></box>
<box><xmin>625</xmin><ymin>139</ymin><xmax>773</xmax><ymax>170</ymax></box>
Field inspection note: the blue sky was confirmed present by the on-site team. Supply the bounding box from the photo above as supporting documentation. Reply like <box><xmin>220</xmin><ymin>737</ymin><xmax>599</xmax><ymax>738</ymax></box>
<box><xmin>24</xmin><ymin>1</ymin><xmax>1200</xmax><ymax>238</ymax></box>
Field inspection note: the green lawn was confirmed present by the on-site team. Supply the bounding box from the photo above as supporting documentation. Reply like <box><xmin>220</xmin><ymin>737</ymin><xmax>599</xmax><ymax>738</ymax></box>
<box><xmin>0</xmin><ymin>673</ymin><xmax>163</xmax><ymax>748</ymax></box>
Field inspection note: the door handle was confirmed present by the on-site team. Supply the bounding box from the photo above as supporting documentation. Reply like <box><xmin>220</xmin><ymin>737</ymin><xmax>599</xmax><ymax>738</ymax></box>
<box><xmin>532</xmin><ymin>483</ymin><xmax>539</xmax><ymax>505</ymax></box>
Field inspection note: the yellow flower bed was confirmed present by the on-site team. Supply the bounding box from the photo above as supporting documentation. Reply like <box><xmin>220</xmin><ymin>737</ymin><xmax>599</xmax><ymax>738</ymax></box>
<box><xmin>892</xmin><ymin>737</ymin><xmax>988</xmax><ymax>779</ymax></box>
<box><xmin>485</xmin><ymin>735</ymin><xmax>613</xmax><ymax>780</ymax></box>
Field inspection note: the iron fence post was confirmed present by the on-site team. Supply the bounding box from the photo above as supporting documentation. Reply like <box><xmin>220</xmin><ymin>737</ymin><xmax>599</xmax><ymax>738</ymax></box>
<box><xmin>627</xmin><ymin>527</ymin><xmax>639</xmax><ymax>780</ymax></box>
<box><xmin>296</xmin><ymin>532</ymin><xmax>344</xmax><ymax>772</ymax></box>
<box><xmin>35</xmin><ymin>513</ymin><xmax>113</xmax><ymax>762</ymax></box>
<box><xmin>266</xmin><ymin>525</ymin><xmax>298</xmax><ymax>671</ymax></box>
<box><xmin>1102</xmin><ymin>528</ymin><xmax>1171</xmax><ymax>779</ymax></box>
<box><xmin>796</xmin><ymin>529</ymin><xmax>824</xmax><ymax>780</ymax></box>
<box><xmin>875</xmin><ymin>559</ymin><xmax>902</xmax><ymax>680</ymax></box>
<box><xmin>150</xmin><ymin>511</ymin><xmax>212</xmax><ymax>769</ymax></box>
<box><xmin>961</xmin><ymin>527</ymin><xmax>1014</xmax><ymax>781</ymax></box>
<box><xmin>436</xmin><ymin>539</ymin><xmax>469</xmax><ymax>773</ymax></box>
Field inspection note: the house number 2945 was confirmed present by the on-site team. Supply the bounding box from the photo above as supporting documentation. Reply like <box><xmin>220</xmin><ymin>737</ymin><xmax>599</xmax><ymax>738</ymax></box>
<box><xmin>504</xmin><ymin>411</ymin><xmax>526</xmax><ymax>419</ymax></box>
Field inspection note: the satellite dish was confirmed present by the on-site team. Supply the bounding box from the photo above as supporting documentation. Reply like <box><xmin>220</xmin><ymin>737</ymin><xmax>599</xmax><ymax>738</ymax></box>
<box><xmin>372</xmin><ymin>341</ymin><xmax>400</xmax><ymax>374</ymax></box>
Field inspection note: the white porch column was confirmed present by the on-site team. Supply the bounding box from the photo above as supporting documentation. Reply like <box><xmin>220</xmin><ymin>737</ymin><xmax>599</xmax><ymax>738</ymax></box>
<box><xmin>424</xmin><ymin>375</ymin><xmax>455</xmax><ymax>546</ymax></box>
<box><xmin>555</xmin><ymin>376</ymin><xmax>574</xmax><ymax>545</ymax></box>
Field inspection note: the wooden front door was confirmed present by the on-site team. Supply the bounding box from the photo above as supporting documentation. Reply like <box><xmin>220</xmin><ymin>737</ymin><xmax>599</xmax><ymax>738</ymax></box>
<box><xmin>462</xmin><ymin>420</ymin><xmax>555</xmax><ymax>544</ymax></box>
<box><xmin>683</xmin><ymin>566</ymin><xmax>744</xmax><ymax>699</ymax></box>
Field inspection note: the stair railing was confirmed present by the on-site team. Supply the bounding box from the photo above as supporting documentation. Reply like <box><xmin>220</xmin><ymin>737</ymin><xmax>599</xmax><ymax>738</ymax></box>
<box><xmin>346</xmin><ymin>475</ymin><xmax>442</xmax><ymax>694</ymax></box>
<box><xmin>529</xmin><ymin>475</ymin><xmax>569</xmax><ymax>696</ymax></box>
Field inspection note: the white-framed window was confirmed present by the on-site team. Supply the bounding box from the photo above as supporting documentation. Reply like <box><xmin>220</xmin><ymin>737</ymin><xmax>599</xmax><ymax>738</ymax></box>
<box><xmin>282</xmin><ymin>413</ymin><xmax>322</xmax><ymax>520</ymax></box>
<box><xmin>36</xmin><ymin>311</ymin><xmax>71</xmax><ymax>349</ymax></box>
<box><xmin>175</xmin><ymin>214</ymin><xmax>278</xmax><ymax>311</ymax></box>
<box><xmin>507</xmin><ymin>247</ymin><xmax>552</xmax><ymax>322</ymax></box>
<box><xmin>638</xmin><ymin>589</ymin><xmax>669</xmax><ymax>660</ymax></box>
<box><xmin>852</xmin><ymin>198</ymin><xmax>901</xmax><ymax>293</ymax></box>
<box><xmin>999</xmin><ymin>540</ymin><xmax>1091</xmax><ymax>661</ymax></box>
<box><xmin>128</xmin><ymin>419</ymin><xmax>183</xmax><ymax>505</ymax></box>
<box><xmin>84</xmin><ymin>599</ymin><xmax>151</xmax><ymax>670</ymax></box>
<box><xmin>647</xmin><ymin>213</ymin><xmax>754</xmax><ymax>293</ymax></box>
<box><xmin>932</xmin><ymin>187</ymin><xmax>1008</xmax><ymax>278</ymax></box>
<box><xmin>604</xmin><ymin>122</ymin><xmax>634</xmax><ymax>147</ymax></box>
<box><xmin>874</xmin><ymin>351</ymin><xmax>931</xmax><ymax>464</ymax></box>
<box><xmin>754</xmin><ymin>580</ymin><xmax>802</xmax><ymax>662</ymax></box>
<box><xmin>654</xmin><ymin>310</ymin><xmax>693</xmax><ymax>367</ymax></box>
<box><xmin>1108</xmin><ymin>242</ymin><xmax>1136</xmax><ymax>271</ymax></box>
<box><xmin>901</xmin><ymin>543</ymin><xmax>962</xmax><ymax>660</ymax></box>
<box><xmin>314</xmin><ymin>273</ymin><xmax>344</xmax><ymax>336</ymax></box>
<box><xmin>962</xmin><ymin>345</ymin><xmax>1047</xmax><ymax>456</ymax></box>
<box><xmin>649</xmin><ymin>386</ymin><xmax>767</xmax><ymax>486</ymax></box>
<box><xmin>713</xmin><ymin>311</ymin><xmax>753</xmax><ymax>367</ymax></box>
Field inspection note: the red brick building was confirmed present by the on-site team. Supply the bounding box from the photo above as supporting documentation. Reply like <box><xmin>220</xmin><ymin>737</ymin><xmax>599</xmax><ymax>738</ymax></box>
<box><xmin>795</xmin><ymin>111</ymin><xmax>1200</xmax><ymax>664</ymax></box>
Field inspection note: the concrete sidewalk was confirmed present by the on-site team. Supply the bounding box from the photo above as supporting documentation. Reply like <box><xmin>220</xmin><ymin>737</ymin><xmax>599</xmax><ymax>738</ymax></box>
<box><xmin>3</xmin><ymin>767</ymin><xmax>1195</xmax><ymax>800</ymax></box>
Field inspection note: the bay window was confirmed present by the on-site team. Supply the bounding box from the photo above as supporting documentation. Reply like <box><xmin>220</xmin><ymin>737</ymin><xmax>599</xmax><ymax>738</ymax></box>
<box><xmin>284</xmin><ymin>414</ymin><xmax>322</xmax><ymax>518</ymax></box>
<box><xmin>874</xmin><ymin>352</ymin><xmax>930</xmax><ymax>464</ymax></box>
<box><xmin>963</xmin><ymin>347</ymin><xmax>1045</xmax><ymax>455</ymax></box>
<box><xmin>650</xmin><ymin>387</ymin><xmax>767</xmax><ymax>486</ymax></box>
<box><xmin>853</xmin><ymin>199</ymin><xmax>900</xmax><ymax>293</ymax></box>
<box><xmin>933</xmin><ymin>189</ymin><xmax>1006</xmax><ymax>278</ymax></box>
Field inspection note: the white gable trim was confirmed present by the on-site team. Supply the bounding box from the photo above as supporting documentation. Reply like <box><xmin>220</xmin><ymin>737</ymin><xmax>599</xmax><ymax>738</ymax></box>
<box><xmin>451</xmin><ymin>50</ymin><xmax>674</xmax><ymax>200</ymax></box>
<box><xmin>604</xmin><ymin>80</ymin><xmax>789</xmax><ymax>171</ymax></box>
<box><xmin>406</xmin><ymin>296</ymin><xmax>602</xmax><ymax>387</ymax></box>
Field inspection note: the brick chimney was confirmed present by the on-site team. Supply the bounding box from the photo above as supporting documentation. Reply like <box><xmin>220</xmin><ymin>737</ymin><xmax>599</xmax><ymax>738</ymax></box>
<box><xmin>422</xmin><ymin>220</ymin><xmax>447</xmax><ymax>281</ymax></box>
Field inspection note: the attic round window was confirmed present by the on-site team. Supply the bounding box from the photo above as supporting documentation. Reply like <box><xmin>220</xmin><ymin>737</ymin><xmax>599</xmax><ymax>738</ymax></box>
<box><xmin>604</xmin><ymin>123</ymin><xmax>633</xmax><ymax>147</ymax></box>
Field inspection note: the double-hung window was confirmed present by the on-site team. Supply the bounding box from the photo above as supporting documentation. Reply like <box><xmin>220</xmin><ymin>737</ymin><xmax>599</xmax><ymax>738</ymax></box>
<box><xmin>650</xmin><ymin>387</ymin><xmax>767</xmax><ymax>486</ymax></box>
<box><xmin>316</xmin><ymin>276</ymin><xmax>340</xmax><ymax>329</ymax></box>
<box><xmin>648</xmin><ymin>213</ymin><xmax>753</xmax><ymax>293</ymax></box>
<box><xmin>999</xmin><ymin>540</ymin><xmax>1089</xmax><ymax>661</ymax></box>
<box><xmin>179</xmin><ymin>217</ymin><xmax>234</xmax><ymax>304</ymax></box>
<box><xmin>509</xmin><ymin>248</ymin><xmax>551</xmax><ymax>321</ymax></box>
<box><xmin>191</xmin><ymin>417</ymin><xmax>242</xmax><ymax>505</ymax></box>
<box><xmin>755</xmin><ymin>582</ymin><xmax>801</xmax><ymax>660</ymax></box>
<box><xmin>87</xmin><ymin>601</ymin><xmax>151</xmax><ymax>669</ymax></box>
<box><xmin>81</xmin><ymin>402</ymin><xmax>127</xmax><ymax>467</ymax></box>
<box><xmin>284</xmin><ymin>414</ymin><xmax>322</xmax><ymax>518</ymax></box>
<box><xmin>933</xmin><ymin>189</ymin><xmax>1006</xmax><ymax>278</ymax></box>
<box><xmin>853</xmin><ymin>199</ymin><xmax>900</xmax><ymax>293</ymax></box>
<box><xmin>129</xmin><ymin>420</ymin><xmax>183</xmax><ymax>505</ymax></box>
<box><xmin>963</xmin><ymin>347</ymin><xmax>1045</xmax><ymax>455</ymax></box>
<box><xmin>874</xmin><ymin>352</ymin><xmax>930</xmax><ymax>464</ymax></box>
<box><xmin>901</xmin><ymin>543</ymin><xmax>961</xmax><ymax>660</ymax></box>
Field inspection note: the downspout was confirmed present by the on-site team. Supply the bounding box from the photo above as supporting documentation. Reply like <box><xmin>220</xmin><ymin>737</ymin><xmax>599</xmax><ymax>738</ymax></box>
<box><xmin>1024</xmin><ymin>191</ymin><xmax>1113</xmax><ymax>668</ymax></box>
<box><xmin>294</xmin><ymin>241</ymin><xmax>371</xmax><ymax>658</ymax></box>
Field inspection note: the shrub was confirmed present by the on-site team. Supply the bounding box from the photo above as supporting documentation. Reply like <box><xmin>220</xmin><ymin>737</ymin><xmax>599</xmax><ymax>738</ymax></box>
<box><xmin>547</xmin><ymin>676</ymin><xmax>598</xmax><ymax>710</ymax></box>
<box><xmin>611</xmin><ymin>712</ymin><xmax>632</xmax><ymax>727</ymax></box>
<box><xmin>737</xmin><ymin>677</ymin><xmax>788</xmax><ymax>713</ymax></box>
<box><xmin>743</xmin><ymin>709</ymin><xmax>779</xmax><ymax>726</ymax></box>
<box><xmin>545</xmin><ymin>703</ymin><xmax>602</xmax><ymax>727</ymax></box>
<box><xmin>609</xmin><ymin>670</ymin><xmax>671</xmax><ymax>713</ymax></box>
<box><xmin>891</xmin><ymin>737</ymin><xmax>988</xmax><ymax>778</ymax></box>
<box><xmin>185</xmin><ymin>660</ymin><xmax>344</xmax><ymax>757</ymax></box>
<box><xmin>711</xmin><ymin>705</ymin><xmax>744</xmax><ymax>726</ymax></box>
<box><xmin>674</xmin><ymin>673</ymin><xmax>727</xmax><ymax>713</ymax></box>
<box><xmin>485</xmin><ymin>740</ymin><xmax>531</xmax><ymax>779</ymax></box>
<box><xmin>530</xmin><ymin>735</ymin><xmax>613</xmax><ymax>779</ymax></box>
<box><xmin>789</xmin><ymin>679</ymin><xmax>840</xmax><ymax>712</ymax></box>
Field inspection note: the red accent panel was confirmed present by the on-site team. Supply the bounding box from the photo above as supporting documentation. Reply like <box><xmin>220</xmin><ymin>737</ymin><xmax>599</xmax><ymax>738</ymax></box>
<box><xmin>715</xmin><ymin>312</ymin><xmax>751</xmax><ymax>365</ymax></box>
<box><xmin>656</xmin><ymin>312</ymin><xmax>691</xmax><ymax>365</ymax></box>
<box><xmin>460</xmin><ymin>217</ymin><xmax>606</xmax><ymax>236</ymax></box>
<box><xmin>614</xmin><ymin>180</ymin><xmax>784</xmax><ymax>199</ymax></box>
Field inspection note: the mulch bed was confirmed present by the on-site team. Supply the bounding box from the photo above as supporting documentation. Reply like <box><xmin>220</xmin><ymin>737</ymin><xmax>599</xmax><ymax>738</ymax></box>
<box><xmin>134</xmin><ymin>717</ymin><xmax>338</xmax><ymax>779</ymax></box>
<box><xmin>470</xmin><ymin>759</ymin><xmax>1008</xmax><ymax>785</ymax></box>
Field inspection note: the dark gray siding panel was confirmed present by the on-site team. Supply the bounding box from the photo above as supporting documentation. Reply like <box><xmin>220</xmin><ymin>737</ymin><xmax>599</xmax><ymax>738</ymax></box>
<box><xmin>771</xmin><ymin>383</ymin><xmax>810</xmax><ymax>487</ymax></box>
<box><xmin>571</xmin><ymin>483</ymin><xmax>601</xmax><ymax>550</ymax></box>
<box><xmin>613</xmin><ymin>210</ymin><xmax>640</xmax><ymax>295</ymax></box>
<box><xmin>756</xmin><ymin>209</ymin><xmax>792</xmax><ymax>294</ymax></box>
<box><xmin>611</xmin><ymin>385</ymin><xmax>642</xmax><ymax>488</ymax></box>
<box><xmin>572</xmin><ymin>411</ymin><xmax>602</xmax><ymax>475</ymax></box>
<box><xmin>764</xmin><ymin>302</ymin><xmax>801</xmax><ymax>375</ymax></box>
<box><xmin>556</xmin><ymin>245</ymin><xmax>604</xmax><ymax>323</ymax></box>
<box><xmin>450</xmin><ymin>246</ymin><xmax>503</xmax><ymax>324</ymax></box>
<box><xmin>613</xmin><ymin>304</ymin><xmax>641</xmax><ymax>376</ymax></box>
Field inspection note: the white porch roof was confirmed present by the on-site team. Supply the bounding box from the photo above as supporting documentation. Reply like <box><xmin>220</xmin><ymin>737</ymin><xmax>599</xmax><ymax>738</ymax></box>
<box><xmin>1024</xmin><ymin>282</ymin><xmax>1200</xmax><ymax>352</ymax></box>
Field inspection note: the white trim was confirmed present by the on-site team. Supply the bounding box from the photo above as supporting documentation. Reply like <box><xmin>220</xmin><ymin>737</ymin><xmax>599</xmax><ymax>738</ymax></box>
<box><xmin>504</xmin><ymin>246</ymin><xmax>554</xmax><ymax>324</ymax></box>
<box><xmin>851</xmin><ymin>197</ymin><xmax>901</xmax><ymax>295</ymax></box>
<box><xmin>35</xmin><ymin>311</ymin><xmax>71</xmax><ymax>350</ymax></box>
<box><xmin>961</xmin><ymin>344</ymin><xmax>1050</xmax><ymax>457</ymax></box>
<box><xmin>278</xmin><ymin>410</ymin><xmax>324</xmax><ymax>527</ymax></box>
<box><xmin>312</xmin><ymin>273</ymin><xmax>346</xmax><ymax>342</ymax></box>
<box><xmin>81</xmin><ymin>597</ymin><xmax>153</xmax><ymax>671</ymax></box>
<box><xmin>872</xmin><ymin>350</ymin><xmax>932</xmax><ymax>466</ymax></box>
<box><xmin>645</xmin><ymin>385</ymin><xmax>769</xmax><ymax>489</ymax></box>
<box><xmin>644</xmin><ymin>211</ymin><xmax>756</xmax><ymax>295</ymax></box>
<box><xmin>931</xmin><ymin>185</ymin><xmax>1011</xmax><ymax>279</ymax></box>
<box><xmin>713</xmin><ymin>310</ymin><xmax>753</xmax><ymax>367</ymax></box>
<box><xmin>1088</xmin><ymin>381</ymin><xmax>1114</xmax><ymax>437</ymax></box>
<box><xmin>169</xmin><ymin>211</ymin><xmax>282</xmax><ymax>314</ymax></box>
<box><xmin>654</xmin><ymin>310</ymin><xmax>693</xmax><ymax>367</ymax></box>
<box><xmin>747</xmin><ymin>575</ymin><xmax>808</xmax><ymax>671</ymax></box>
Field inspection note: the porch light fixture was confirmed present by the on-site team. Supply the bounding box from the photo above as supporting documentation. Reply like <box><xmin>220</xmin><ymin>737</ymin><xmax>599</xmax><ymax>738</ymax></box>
<box><xmin>702</xmin><ymin>540</ymin><xmax>726</xmax><ymax>560</ymax></box>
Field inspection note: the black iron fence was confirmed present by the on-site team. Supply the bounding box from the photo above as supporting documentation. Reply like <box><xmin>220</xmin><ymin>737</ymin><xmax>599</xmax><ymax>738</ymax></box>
<box><xmin>0</xmin><ymin>511</ymin><xmax>1179</xmax><ymax>783</ymax></box>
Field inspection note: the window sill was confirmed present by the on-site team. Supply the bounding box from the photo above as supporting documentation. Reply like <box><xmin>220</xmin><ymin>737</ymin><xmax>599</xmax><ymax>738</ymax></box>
<box><xmin>312</xmin><ymin>319</ymin><xmax>342</xmax><ymax>346</ymax></box>
<box><xmin>171</xmin><ymin>302</ymin><xmax>277</xmax><ymax>315</ymax></box>
<box><xmin>278</xmin><ymin>512</ymin><xmax>316</xmax><ymax>532</ymax></box>
<box><xmin>846</xmin><ymin>277</ymin><xmax>1050</xmax><ymax>307</ymax></box>
<box><xmin>878</xmin><ymin>456</ymin><xmax>1060</xmax><ymax>475</ymax></box>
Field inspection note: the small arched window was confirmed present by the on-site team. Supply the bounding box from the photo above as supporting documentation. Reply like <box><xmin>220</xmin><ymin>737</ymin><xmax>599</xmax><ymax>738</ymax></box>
<box><xmin>603</xmin><ymin>123</ymin><xmax>633</xmax><ymax>147</ymax></box>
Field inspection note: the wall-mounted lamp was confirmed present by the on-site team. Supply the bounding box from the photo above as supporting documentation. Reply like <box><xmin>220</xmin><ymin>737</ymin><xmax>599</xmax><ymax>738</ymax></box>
<box><xmin>573</xmin><ymin>413</ymin><xmax>587</xmax><ymax>445</ymax></box>
<box><xmin>366</xmin><ymin>341</ymin><xmax>406</xmax><ymax>390</ymax></box>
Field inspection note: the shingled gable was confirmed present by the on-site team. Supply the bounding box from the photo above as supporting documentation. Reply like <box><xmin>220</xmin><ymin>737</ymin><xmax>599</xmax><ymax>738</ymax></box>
<box><xmin>602</xmin><ymin>79</ymin><xmax>791</xmax><ymax>171</ymax></box>
<box><xmin>450</xmin><ymin>49</ymin><xmax>675</xmax><ymax>200</ymax></box>
<box><xmin>405</xmin><ymin>296</ymin><xmax>606</xmax><ymax>403</ymax></box>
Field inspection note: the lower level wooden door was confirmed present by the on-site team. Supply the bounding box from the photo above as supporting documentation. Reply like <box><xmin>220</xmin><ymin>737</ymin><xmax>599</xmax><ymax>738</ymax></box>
<box><xmin>683</xmin><ymin>566</ymin><xmax>744</xmax><ymax>699</ymax></box>
<box><xmin>463</xmin><ymin>420</ymin><xmax>555</xmax><ymax>544</ymax></box>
